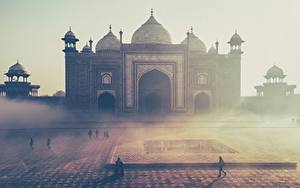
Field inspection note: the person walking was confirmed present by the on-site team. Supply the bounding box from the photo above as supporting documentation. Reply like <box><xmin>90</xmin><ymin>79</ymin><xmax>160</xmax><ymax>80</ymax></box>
<box><xmin>218</xmin><ymin>156</ymin><xmax>226</xmax><ymax>177</ymax></box>
<box><xmin>29</xmin><ymin>137</ymin><xmax>34</xmax><ymax>149</ymax></box>
<box><xmin>47</xmin><ymin>138</ymin><xmax>51</xmax><ymax>149</ymax></box>
<box><xmin>95</xmin><ymin>129</ymin><xmax>99</xmax><ymax>138</ymax></box>
<box><xmin>88</xmin><ymin>129</ymin><xmax>92</xmax><ymax>139</ymax></box>
<box><xmin>115</xmin><ymin>157</ymin><xmax>125</xmax><ymax>177</ymax></box>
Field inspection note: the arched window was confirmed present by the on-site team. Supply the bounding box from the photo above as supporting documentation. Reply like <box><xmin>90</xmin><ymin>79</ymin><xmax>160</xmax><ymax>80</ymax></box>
<box><xmin>101</xmin><ymin>73</ymin><xmax>112</xmax><ymax>84</ymax></box>
<box><xmin>196</xmin><ymin>73</ymin><xmax>208</xmax><ymax>85</ymax></box>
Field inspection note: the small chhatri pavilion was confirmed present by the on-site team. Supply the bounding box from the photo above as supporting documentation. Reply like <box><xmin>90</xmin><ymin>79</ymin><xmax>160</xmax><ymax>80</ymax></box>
<box><xmin>255</xmin><ymin>65</ymin><xmax>296</xmax><ymax>97</ymax></box>
<box><xmin>0</xmin><ymin>60</ymin><xmax>40</xmax><ymax>98</ymax></box>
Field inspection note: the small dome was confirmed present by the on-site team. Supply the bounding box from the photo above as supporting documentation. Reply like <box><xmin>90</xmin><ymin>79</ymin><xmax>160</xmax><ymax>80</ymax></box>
<box><xmin>208</xmin><ymin>45</ymin><xmax>217</xmax><ymax>54</ymax></box>
<box><xmin>228</xmin><ymin>31</ymin><xmax>244</xmax><ymax>45</ymax></box>
<box><xmin>64</xmin><ymin>30</ymin><xmax>75</xmax><ymax>38</ymax></box>
<box><xmin>7</xmin><ymin>61</ymin><xmax>28</xmax><ymax>76</ymax></box>
<box><xmin>181</xmin><ymin>32</ymin><xmax>207</xmax><ymax>52</ymax></box>
<box><xmin>96</xmin><ymin>28</ymin><xmax>120</xmax><ymax>52</ymax></box>
<box><xmin>131</xmin><ymin>11</ymin><xmax>172</xmax><ymax>44</ymax></box>
<box><xmin>64</xmin><ymin>27</ymin><xmax>77</xmax><ymax>39</ymax></box>
<box><xmin>265</xmin><ymin>65</ymin><xmax>285</xmax><ymax>79</ymax></box>
<box><xmin>81</xmin><ymin>43</ymin><xmax>91</xmax><ymax>53</ymax></box>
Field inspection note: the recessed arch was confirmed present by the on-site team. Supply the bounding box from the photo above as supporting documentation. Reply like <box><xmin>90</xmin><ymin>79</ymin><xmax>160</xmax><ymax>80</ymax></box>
<box><xmin>98</xmin><ymin>92</ymin><xmax>115</xmax><ymax>113</ymax></box>
<box><xmin>138</xmin><ymin>69</ymin><xmax>171</xmax><ymax>114</ymax></box>
<box><xmin>194</xmin><ymin>92</ymin><xmax>210</xmax><ymax>114</ymax></box>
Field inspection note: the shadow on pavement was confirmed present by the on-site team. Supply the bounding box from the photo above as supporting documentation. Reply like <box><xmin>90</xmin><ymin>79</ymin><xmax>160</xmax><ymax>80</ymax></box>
<box><xmin>93</xmin><ymin>174</ymin><xmax>121</xmax><ymax>187</ymax></box>
<box><xmin>204</xmin><ymin>173</ymin><xmax>226</xmax><ymax>188</ymax></box>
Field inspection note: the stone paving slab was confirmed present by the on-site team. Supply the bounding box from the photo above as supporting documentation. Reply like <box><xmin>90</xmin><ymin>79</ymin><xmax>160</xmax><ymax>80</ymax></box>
<box><xmin>88</xmin><ymin>168</ymin><xmax>300</xmax><ymax>188</ymax></box>
<box><xmin>2</xmin><ymin>167</ymin><xmax>300</xmax><ymax>187</ymax></box>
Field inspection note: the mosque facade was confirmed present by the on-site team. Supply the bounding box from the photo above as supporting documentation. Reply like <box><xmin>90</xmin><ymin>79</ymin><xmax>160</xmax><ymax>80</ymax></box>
<box><xmin>62</xmin><ymin>10</ymin><xmax>244</xmax><ymax>114</ymax></box>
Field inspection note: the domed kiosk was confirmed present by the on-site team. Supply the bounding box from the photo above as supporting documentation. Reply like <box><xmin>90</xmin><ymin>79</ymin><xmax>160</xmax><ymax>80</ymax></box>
<box><xmin>255</xmin><ymin>65</ymin><xmax>296</xmax><ymax>97</ymax></box>
<box><xmin>265</xmin><ymin>65</ymin><xmax>286</xmax><ymax>79</ymax></box>
<box><xmin>0</xmin><ymin>61</ymin><xmax>40</xmax><ymax>98</ymax></box>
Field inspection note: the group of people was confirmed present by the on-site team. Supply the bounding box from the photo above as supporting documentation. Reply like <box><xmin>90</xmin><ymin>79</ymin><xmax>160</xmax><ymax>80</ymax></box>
<box><xmin>29</xmin><ymin>137</ymin><xmax>51</xmax><ymax>149</ymax></box>
<box><xmin>88</xmin><ymin>129</ymin><xmax>109</xmax><ymax>139</ymax></box>
<box><xmin>30</xmin><ymin>130</ymin><xmax>226</xmax><ymax>179</ymax></box>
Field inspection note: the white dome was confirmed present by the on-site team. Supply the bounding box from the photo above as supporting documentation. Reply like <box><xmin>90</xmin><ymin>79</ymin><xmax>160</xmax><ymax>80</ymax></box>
<box><xmin>96</xmin><ymin>29</ymin><xmax>120</xmax><ymax>52</ymax></box>
<box><xmin>131</xmin><ymin>14</ymin><xmax>172</xmax><ymax>44</ymax></box>
<box><xmin>81</xmin><ymin>44</ymin><xmax>91</xmax><ymax>53</ymax></box>
<box><xmin>7</xmin><ymin>61</ymin><xmax>28</xmax><ymax>75</ymax></box>
<box><xmin>181</xmin><ymin>32</ymin><xmax>207</xmax><ymax>52</ymax></box>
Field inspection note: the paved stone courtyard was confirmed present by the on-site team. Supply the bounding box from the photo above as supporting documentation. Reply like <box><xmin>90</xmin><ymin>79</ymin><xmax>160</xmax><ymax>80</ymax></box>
<box><xmin>1</xmin><ymin>119</ymin><xmax>300</xmax><ymax>187</ymax></box>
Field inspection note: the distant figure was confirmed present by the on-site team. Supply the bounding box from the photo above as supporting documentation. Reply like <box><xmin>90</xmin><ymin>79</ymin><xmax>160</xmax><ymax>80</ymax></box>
<box><xmin>120</xmin><ymin>159</ymin><xmax>124</xmax><ymax>177</ymax></box>
<box><xmin>47</xmin><ymin>138</ymin><xmax>51</xmax><ymax>149</ymax></box>
<box><xmin>29</xmin><ymin>137</ymin><xmax>34</xmax><ymax>149</ymax></box>
<box><xmin>218</xmin><ymin>156</ymin><xmax>226</xmax><ymax>177</ymax></box>
<box><xmin>297</xmin><ymin>118</ymin><xmax>300</xmax><ymax>125</ymax></box>
<box><xmin>88</xmin><ymin>129</ymin><xmax>92</xmax><ymax>139</ymax></box>
<box><xmin>95</xmin><ymin>129</ymin><xmax>99</xmax><ymax>138</ymax></box>
<box><xmin>104</xmin><ymin>131</ymin><xmax>109</xmax><ymax>139</ymax></box>
<box><xmin>115</xmin><ymin>157</ymin><xmax>124</xmax><ymax>177</ymax></box>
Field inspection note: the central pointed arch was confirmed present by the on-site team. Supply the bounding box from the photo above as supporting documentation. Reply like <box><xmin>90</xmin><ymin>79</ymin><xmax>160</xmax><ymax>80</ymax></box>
<box><xmin>138</xmin><ymin>69</ymin><xmax>171</xmax><ymax>114</ymax></box>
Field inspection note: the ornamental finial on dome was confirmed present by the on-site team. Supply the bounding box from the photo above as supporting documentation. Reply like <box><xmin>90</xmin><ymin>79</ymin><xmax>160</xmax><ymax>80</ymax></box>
<box><xmin>95</xmin><ymin>26</ymin><xmax>120</xmax><ymax>52</ymax></box>
<box><xmin>131</xmin><ymin>10</ymin><xmax>172</xmax><ymax>44</ymax></box>
<box><xmin>151</xmin><ymin>8</ymin><xmax>154</xmax><ymax>16</ymax></box>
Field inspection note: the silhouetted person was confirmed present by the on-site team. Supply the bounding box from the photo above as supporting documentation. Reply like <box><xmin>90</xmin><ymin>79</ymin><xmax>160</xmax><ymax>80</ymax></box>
<box><xmin>47</xmin><ymin>138</ymin><xmax>51</xmax><ymax>149</ymax></box>
<box><xmin>29</xmin><ymin>137</ymin><xmax>34</xmax><ymax>149</ymax></box>
<box><xmin>104</xmin><ymin>131</ymin><xmax>109</xmax><ymax>139</ymax></box>
<box><xmin>120</xmin><ymin>160</ymin><xmax>124</xmax><ymax>177</ymax></box>
<box><xmin>115</xmin><ymin>157</ymin><xmax>124</xmax><ymax>177</ymax></box>
<box><xmin>95</xmin><ymin>129</ymin><xmax>99</xmax><ymax>138</ymax></box>
<box><xmin>218</xmin><ymin>156</ymin><xmax>226</xmax><ymax>177</ymax></box>
<box><xmin>88</xmin><ymin>129</ymin><xmax>92</xmax><ymax>139</ymax></box>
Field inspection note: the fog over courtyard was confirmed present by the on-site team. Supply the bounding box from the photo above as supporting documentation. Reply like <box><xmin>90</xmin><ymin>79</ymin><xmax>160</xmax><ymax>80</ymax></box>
<box><xmin>1</xmin><ymin>98</ymin><xmax>300</xmax><ymax>186</ymax></box>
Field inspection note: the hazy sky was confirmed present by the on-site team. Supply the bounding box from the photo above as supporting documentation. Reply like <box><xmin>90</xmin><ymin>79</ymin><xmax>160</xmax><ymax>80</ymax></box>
<box><xmin>0</xmin><ymin>0</ymin><xmax>299</xmax><ymax>96</ymax></box>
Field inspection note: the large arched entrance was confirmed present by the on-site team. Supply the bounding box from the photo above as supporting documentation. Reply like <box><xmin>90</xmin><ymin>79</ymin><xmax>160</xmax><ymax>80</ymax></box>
<box><xmin>194</xmin><ymin>93</ymin><xmax>210</xmax><ymax>113</ymax></box>
<box><xmin>138</xmin><ymin>70</ymin><xmax>171</xmax><ymax>114</ymax></box>
<box><xmin>98</xmin><ymin>92</ymin><xmax>115</xmax><ymax>113</ymax></box>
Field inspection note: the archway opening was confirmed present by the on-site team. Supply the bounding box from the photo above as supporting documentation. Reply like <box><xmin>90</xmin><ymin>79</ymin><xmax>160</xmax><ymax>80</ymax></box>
<box><xmin>138</xmin><ymin>70</ymin><xmax>171</xmax><ymax>114</ymax></box>
<box><xmin>98</xmin><ymin>92</ymin><xmax>115</xmax><ymax>113</ymax></box>
<box><xmin>194</xmin><ymin>93</ymin><xmax>210</xmax><ymax>113</ymax></box>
